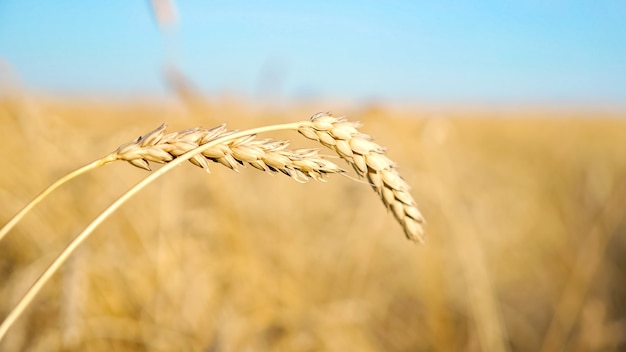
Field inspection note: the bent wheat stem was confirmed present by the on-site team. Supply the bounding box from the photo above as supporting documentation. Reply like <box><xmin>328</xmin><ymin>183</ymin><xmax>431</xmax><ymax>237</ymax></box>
<box><xmin>0</xmin><ymin>122</ymin><xmax>304</xmax><ymax>342</ymax></box>
<box><xmin>0</xmin><ymin>156</ymin><xmax>116</xmax><ymax>243</ymax></box>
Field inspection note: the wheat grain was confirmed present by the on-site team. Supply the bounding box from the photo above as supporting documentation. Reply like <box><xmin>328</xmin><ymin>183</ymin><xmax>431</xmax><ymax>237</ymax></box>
<box><xmin>298</xmin><ymin>113</ymin><xmax>425</xmax><ymax>242</ymax></box>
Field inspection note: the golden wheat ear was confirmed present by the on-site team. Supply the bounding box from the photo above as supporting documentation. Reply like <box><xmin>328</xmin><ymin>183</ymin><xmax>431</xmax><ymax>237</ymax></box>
<box><xmin>298</xmin><ymin>113</ymin><xmax>425</xmax><ymax>242</ymax></box>
<box><xmin>0</xmin><ymin>114</ymin><xmax>425</xmax><ymax>342</ymax></box>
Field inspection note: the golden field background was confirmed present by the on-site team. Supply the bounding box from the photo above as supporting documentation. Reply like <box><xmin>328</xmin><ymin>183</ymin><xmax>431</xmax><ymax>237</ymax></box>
<box><xmin>0</xmin><ymin>95</ymin><xmax>625</xmax><ymax>351</ymax></box>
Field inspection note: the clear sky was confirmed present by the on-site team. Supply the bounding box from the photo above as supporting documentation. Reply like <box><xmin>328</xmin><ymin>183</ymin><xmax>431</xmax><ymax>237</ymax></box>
<box><xmin>0</xmin><ymin>1</ymin><xmax>625</xmax><ymax>106</ymax></box>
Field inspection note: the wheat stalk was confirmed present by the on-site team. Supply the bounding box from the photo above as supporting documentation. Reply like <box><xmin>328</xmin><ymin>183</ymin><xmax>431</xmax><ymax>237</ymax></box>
<box><xmin>0</xmin><ymin>122</ymin><xmax>343</xmax><ymax>244</ymax></box>
<box><xmin>0</xmin><ymin>114</ymin><xmax>425</xmax><ymax>342</ymax></box>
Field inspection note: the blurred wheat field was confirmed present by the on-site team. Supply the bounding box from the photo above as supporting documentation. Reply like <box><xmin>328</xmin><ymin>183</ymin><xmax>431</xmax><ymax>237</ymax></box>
<box><xmin>1</xmin><ymin>96</ymin><xmax>625</xmax><ymax>351</ymax></box>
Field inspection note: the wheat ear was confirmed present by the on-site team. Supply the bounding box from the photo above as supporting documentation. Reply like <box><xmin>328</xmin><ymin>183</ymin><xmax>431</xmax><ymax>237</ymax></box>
<box><xmin>298</xmin><ymin>113</ymin><xmax>425</xmax><ymax>242</ymax></box>
<box><xmin>111</xmin><ymin>123</ymin><xmax>344</xmax><ymax>182</ymax></box>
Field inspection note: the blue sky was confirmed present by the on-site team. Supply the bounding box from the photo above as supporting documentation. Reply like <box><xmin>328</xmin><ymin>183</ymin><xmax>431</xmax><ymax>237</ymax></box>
<box><xmin>0</xmin><ymin>1</ymin><xmax>625</xmax><ymax>105</ymax></box>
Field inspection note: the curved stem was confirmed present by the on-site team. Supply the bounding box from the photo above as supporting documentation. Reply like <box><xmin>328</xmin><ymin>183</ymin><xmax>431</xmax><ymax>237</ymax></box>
<box><xmin>0</xmin><ymin>121</ymin><xmax>304</xmax><ymax>342</ymax></box>
<box><xmin>0</xmin><ymin>155</ymin><xmax>117</xmax><ymax>243</ymax></box>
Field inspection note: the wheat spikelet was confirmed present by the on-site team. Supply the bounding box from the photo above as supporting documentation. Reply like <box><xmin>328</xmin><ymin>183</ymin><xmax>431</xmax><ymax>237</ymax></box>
<box><xmin>298</xmin><ymin>113</ymin><xmax>425</xmax><ymax>242</ymax></box>
<box><xmin>112</xmin><ymin>123</ymin><xmax>345</xmax><ymax>182</ymax></box>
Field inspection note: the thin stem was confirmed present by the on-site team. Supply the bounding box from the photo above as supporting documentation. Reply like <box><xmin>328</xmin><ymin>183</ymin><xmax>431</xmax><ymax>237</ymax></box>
<box><xmin>0</xmin><ymin>121</ymin><xmax>304</xmax><ymax>342</ymax></box>
<box><xmin>0</xmin><ymin>155</ymin><xmax>117</xmax><ymax>243</ymax></box>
